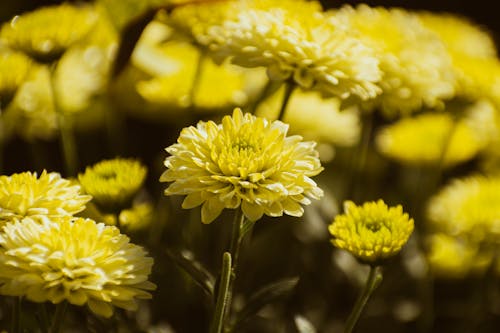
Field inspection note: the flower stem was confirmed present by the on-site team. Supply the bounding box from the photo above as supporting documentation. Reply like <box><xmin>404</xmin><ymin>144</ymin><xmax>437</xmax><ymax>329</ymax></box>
<box><xmin>344</xmin><ymin>265</ymin><xmax>383</xmax><ymax>333</ymax></box>
<box><xmin>11</xmin><ymin>296</ymin><xmax>21</xmax><ymax>333</ymax></box>
<box><xmin>50</xmin><ymin>301</ymin><xmax>68</xmax><ymax>333</ymax></box>
<box><xmin>37</xmin><ymin>303</ymin><xmax>50</xmax><ymax>333</ymax></box>
<box><xmin>210</xmin><ymin>252</ymin><xmax>232</xmax><ymax>333</ymax></box>
<box><xmin>50</xmin><ymin>63</ymin><xmax>78</xmax><ymax>176</ymax></box>
<box><xmin>277</xmin><ymin>81</ymin><xmax>295</xmax><ymax>121</ymax></box>
<box><xmin>189</xmin><ymin>49</ymin><xmax>206</xmax><ymax>109</ymax></box>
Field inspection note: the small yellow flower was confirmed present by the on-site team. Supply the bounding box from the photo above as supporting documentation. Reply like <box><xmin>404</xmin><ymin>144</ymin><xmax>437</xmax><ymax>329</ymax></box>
<box><xmin>202</xmin><ymin>0</ymin><xmax>381</xmax><ymax>100</ymax></box>
<box><xmin>375</xmin><ymin>111</ymin><xmax>485</xmax><ymax>168</ymax></box>
<box><xmin>78</xmin><ymin>158</ymin><xmax>147</xmax><ymax>213</ymax></box>
<box><xmin>0</xmin><ymin>3</ymin><xmax>98</xmax><ymax>63</ymax></box>
<box><xmin>0</xmin><ymin>50</ymin><xmax>32</xmax><ymax>107</ymax></box>
<box><xmin>329</xmin><ymin>200</ymin><xmax>414</xmax><ymax>264</ymax></box>
<box><xmin>0</xmin><ymin>171</ymin><xmax>91</xmax><ymax>227</ymax></box>
<box><xmin>334</xmin><ymin>5</ymin><xmax>455</xmax><ymax>117</ymax></box>
<box><xmin>160</xmin><ymin>108</ymin><xmax>324</xmax><ymax>223</ymax></box>
<box><xmin>427</xmin><ymin>175</ymin><xmax>500</xmax><ymax>241</ymax></box>
<box><xmin>0</xmin><ymin>216</ymin><xmax>156</xmax><ymax>318</ymax></box>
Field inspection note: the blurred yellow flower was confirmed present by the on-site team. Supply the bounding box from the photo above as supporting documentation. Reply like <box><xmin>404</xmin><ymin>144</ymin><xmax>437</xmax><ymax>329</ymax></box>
<box><xmin>329</xmin><ymin>200</ymin><xmax>414</xmax><ymax>264</ymax></box>
<box><xmin>203</xmin><ymin>0</ymin><xmax>381</xmax><ymax>100</ymax></box>
<box><xmin>427</xmin><ymin>174</ymin><xmax>500</xmax><ymax>241</ymax></box>
<box><xmin>79</xmin><ymin>158</ymin><xmax>147</xmax><ymax>213</ymax></box>
<box><xmin>0</xmin><ymin>50</ymin><xmax>32</xmax><ymax>107</ymax></box>
<box><xmin>256</xmin><ymin>87</ymin><xmax>360</xmax><ymax>147</ymax></box>
<box><xmin>2</xmin><ymin>65</ymin><xmax>58</xmax><ymax>141</ymax></box>
<box><xmin>334</xmin><ymin>5</ymin><xmax>455</xmax><ymax>117</ymax></box>
<box><xmin>160</xmin><ymin>108</ymin><xmax>323</xmax><ymax>223</ymax></box>
<box><xmin>0</xmin><ymin>216</ymin><xmax>156</xmax><ymax>318</ymax></box>
<box><xmin>418</xmin><ymin>12</ymin><xmax>496</xmax><ymax>60</ymax></box>
<box><xmin>426</xmin><ymin>233</ymin><xmax>493</xmax><ymax>278</ymax></box>
<box><xmin>0</xmin><ymin>171</ymin><xmax>91</xmax><ymax>227</ymax></box>
<box><xmin>0</xmin><ymin>3</ymin><xmax>98</xmax><ymax>63</ymax></box>
<box><xmin>375</xmin><ymin>112</ymin><xmax>485</xmax><ymax>168</ymax></box>
<box><xmin>134</xmin><ymin>37</ymin><xmax>249</xmax><ymax>111</ymax></box>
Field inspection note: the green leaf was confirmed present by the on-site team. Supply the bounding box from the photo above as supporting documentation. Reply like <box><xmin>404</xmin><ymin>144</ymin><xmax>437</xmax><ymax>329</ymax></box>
<box><xmin>231</xmin><ymin>277</ymin><xmax>300</xmax><ymax>331</ymax></box>
<box><xmin>166</xmin><ymin>248</ymin><xmax>215</xmax><ymax>298</ymax></box>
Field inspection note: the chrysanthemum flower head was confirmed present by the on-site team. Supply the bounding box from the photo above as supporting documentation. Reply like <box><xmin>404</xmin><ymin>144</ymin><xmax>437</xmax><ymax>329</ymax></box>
<box><xmin>160</xmin><ymin>108</ymin><xmax>324</xmax><ymax>223</ymax></box>
<box><xmin>0</xmin><ymin>3</ymin><xmax>98</xmax><ymax>63</ymax></box>
<box><xmin>0</xmin><ymin>50</ymin><xmax>32</xmax><ymax>107</ymax></box>
<box><xmin>375</xmin><ymin>112</ymin><xmax>485</xmax><ymax>168</ymax></box>
<box><xmin>0</xmin><ymin>216</ymin><xmax>156</xmax><ymax>318</ymax></box>
<box><xmin>203</xmin><ymin>0</ymin><xmax>381</xmax><ymax>101</ymax></box>
<box><xmin>334</xmin><ymin>5</ymin><xmax>455</xmax><ymax>117</ymax></box>
<box><xmin>427</xmin><ymin>175</ymin><xmax>500</xmax><ymax>242</ymax></box>
<box><xmin>0</xmin><ymin>171</ymin><xmax>91</xmax><ymax>227</ymax></box>
<box><xmin>329</xmin><ymin>200</ymin><xmax>414</xmax><ymax>265</ymax></box>
<box><xmin>78</xmin><ymin>158</ymin><xmax>147</xmax><ymax>213</ymax></box>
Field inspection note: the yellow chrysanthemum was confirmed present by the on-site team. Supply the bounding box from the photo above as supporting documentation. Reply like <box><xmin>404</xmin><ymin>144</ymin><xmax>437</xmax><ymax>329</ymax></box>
<box><xmin>0</xmin><ymin>171</ymin><xmax>91</xmax><ymax>227</ymax></box>
<box><xmin>0</xmin><ymin>216</ymin><xmax>156</xmax><ymax>318</ymax></box>
<box><xmin>0</xmin><ymin>4</ymin><xmax>98</xmax><ymax>63</ymax></box>
<box><xmin>0</xmin><ymin>50</ymin><xmax>32</xmax><ymax>106</ymax></box>
<box><xmin>375</xmin><ymin>111</ymin><xmax>486</xmax><ymax>168</ymax></box>
<box><xmin>79</xmin><ymin>158</ymin><xmax>147</xmax><ymax>213</ymax></box>
<box><xmin>160</xmin><ymin>108</ymin><xmax>324</xmax><ymax>223</ymax></box>
<box><xmin>256</xmin><ymin>87</ymin><xmax>360</xmax><ymax>147</ymax></box>
<box><xmin>329</xmin><ymin>200</ymin><xmax>414</xmax><ymax>264</ymax></box>
<box><xmin>427</xmin><ymin>175</ymin><xmax>500</xmax><ymax>241</ymax></box>
<box><xmin>202</xmin><ymin>0</ymin><xmax>381</xmax><ymax>100</ymax></box>
<box><xmin>426</xmin><ymin>233</ymin><xmax>493</xmax><ymax>278</ymax></box>
<box><xmin>334</xmin><ymin>5</ymin><xmax>455</xmax><ymax>117</ymax></box>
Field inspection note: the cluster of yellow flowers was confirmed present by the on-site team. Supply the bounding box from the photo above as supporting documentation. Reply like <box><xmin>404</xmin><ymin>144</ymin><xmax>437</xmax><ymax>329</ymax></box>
<box><xmin>0</xmin><ymin>169</ymin><xmax>155</xmax><ymax>317</ymax></box>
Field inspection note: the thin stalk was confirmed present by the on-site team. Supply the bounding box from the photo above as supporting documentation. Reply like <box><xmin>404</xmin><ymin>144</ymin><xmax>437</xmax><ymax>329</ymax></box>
<box><xmin>210</xmin><ymin>252</ymin><xmax>232</xmax><ymax>333</ymax></box>
<box><xmin>37</xmin><ymin>303</ymin><xmax>50</xmax><ymax>333</ymax></box>
<box><xmin>189</xmin><ymin>49</ymin><xmax>206</xmax><ymax>109</ymax></box>
<box><xmin>276</xmin><ymin>81</ymin><xmax>295</xmax><ymax>121</ymax></box>
<box><xmin>50</xmin><ymin>63</ymin><xmax>78</xmax><ymax>176</ymax></box>
<box><xmin>229</xmin><ymin>208</ymin><xmax>245</xmax><ymax>272</ymax></box>
<box><xmin>344</xmin><ymin>266</ymin><xmax>382</xmax><ymax>333</ymax></box>
<box><xmin>0</xmin><ymin>103</ymin><xmax>4</xmax><ymax>174</ymax></box>
<box><xmin>345</xmin><ymin>111</ymin><xmax>374</xmax><ymax>201</ymax></box>
<box><xmin>50</xmin><ymin>301</ymin><xmax>68</xmax><ymax>333</ymax></box>
<box><xmin>11</xmin><ymin>296</ymin><xmax>21</xmax><ymax>333</ymax></box>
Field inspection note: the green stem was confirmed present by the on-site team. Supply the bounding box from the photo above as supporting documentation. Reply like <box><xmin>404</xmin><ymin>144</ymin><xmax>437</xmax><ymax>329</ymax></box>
<box><xmin>11</xmin><ymin>296</ymin><xmax>21</xmax><ymax>333</ymax></box>
<box><xmin>50</xmin><ymin>301</ymin><xmax>68</xmax><ymax>333</ymax></box>
<box><xmin>229</xmin><ymin>209</ymin><xmax>245</xmax><ymax>272</ymax></box>
<box><xmin>344</xmin><ymin>266</ymin><xmax>382</xmax><ymax>333</ymax></box>
<box><xmin>210</xmin><ymin>252</ymin><xmax>232</xmax><ymax>333</ymax></box>
<box><xmin>276</xmin><ymin>81</ymin><xmax>295</xmax><ymax>121</ymax></box>
<box><xmin>50</xmin><ymin>63</ymin><xmax>78</xmax><ymax>176</ymax></box>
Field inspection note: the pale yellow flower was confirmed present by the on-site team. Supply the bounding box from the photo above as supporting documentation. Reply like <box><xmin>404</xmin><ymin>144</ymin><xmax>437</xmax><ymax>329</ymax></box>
<box><xmin>334</xmin><ymin>5</ymin><xmax>455</xmax><ymax>117</ymax></box>
<box><xmin>0</xmin><ymin>216</ymin><xmax>156</xmax><ymax>318</ymax></box>
<box><xmin>0</xmin><ymin>171</ymin><xmax>91</xmax><ymax>227</ymax></box>
<box><xmin>79</xmin><ymin>158</ymin><xmax>147</xmax><ymax>213</ymax></box>
<box><xmin>0</xmin><ymin>50</ymin><xmax>32</xmax><ymax>107</ymax></box>
<box><xmin>427</xmin><ymin>174</ymin><xmax>500</xmax><ymax>242</ymax></box>
<box><xmin>203</xmin><ymin>0</ymin><xmax>381</xmax><ymax>100</ymax></box>
<box><xmin>0</xmin><ymin>4</ymin><xmax>98</xmax><ymax>63</ymax></box>
<box><xmin>160</xmin><ymin>108</ymin><xmax>324</xmax><ymax>223</ymax></box>
<box><xmin>329</xmin><ymin>200</ymin><xmax>414</xmax><ymax>264</ymax></box>
<box><xmin>375</xmin><ymin>111</ymin><xmax>485</xmax><ymax>168</ymax></box>
<box><xmin>256</xmin><ymin>87</ymin><xmax>360</xmax><ymax>147</ymax></box>
<box><xmin>134</xmin><ymin>38</ymin><xmax>249</xmax><ymax>111</ymax></box>
<box><xmin>426</xmin><ymin>233</ymin><xmax>493</xmax><ymax>278</ymax></box>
